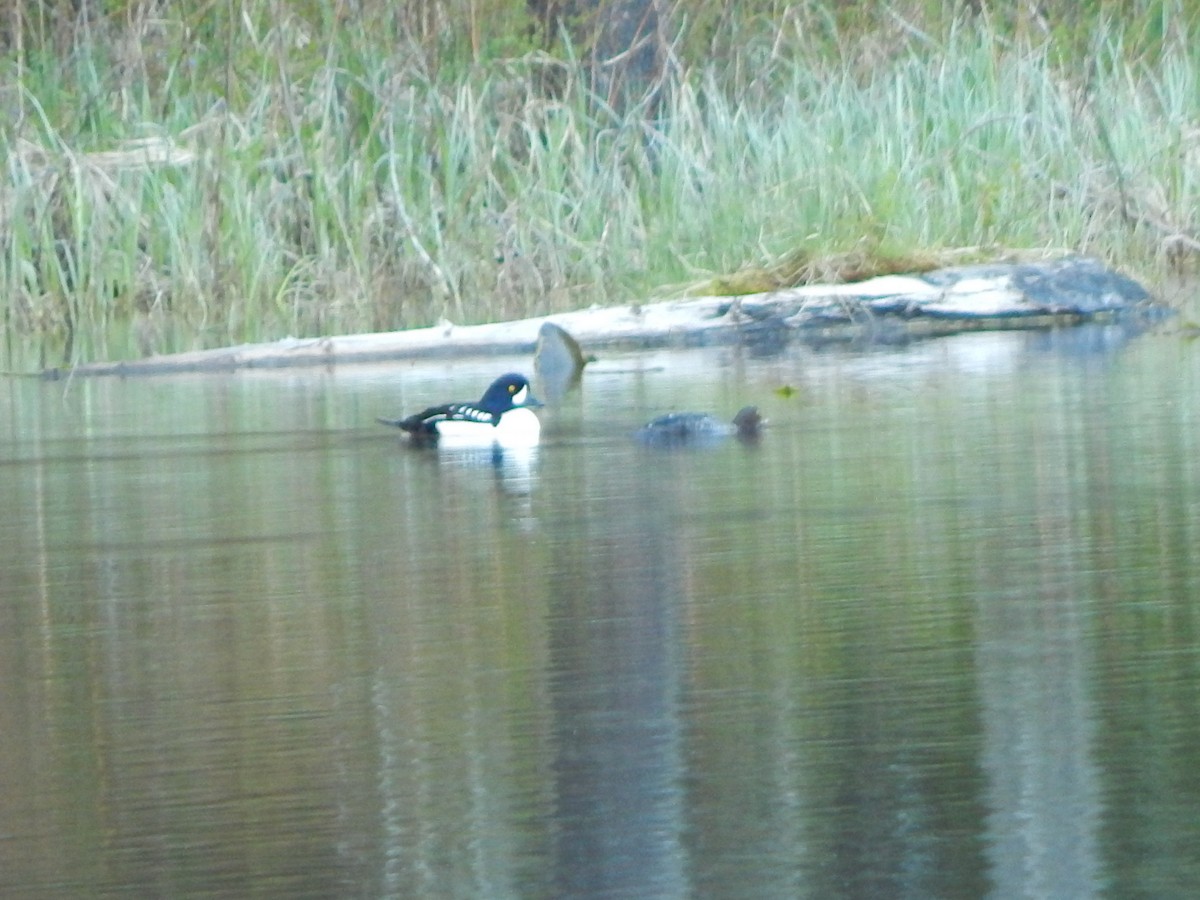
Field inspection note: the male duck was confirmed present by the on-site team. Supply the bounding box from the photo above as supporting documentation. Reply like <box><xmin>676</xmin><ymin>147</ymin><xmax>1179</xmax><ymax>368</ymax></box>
<box><xmin>635</xmin><ymin>406</ymin><xmax>763</xmax><ymax>448</ymax></box>
<box><xmin>377</xmin><ymin>373</ymin><xmax>543</xmax><ymax>447</ymax></box>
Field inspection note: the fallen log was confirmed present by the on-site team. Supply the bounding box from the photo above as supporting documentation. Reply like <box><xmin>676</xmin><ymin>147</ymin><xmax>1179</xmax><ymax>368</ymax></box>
<box><xmin>50</xmin><ymin>255</ymin><xmax>1164</xmax><ymax>377</ymax></box>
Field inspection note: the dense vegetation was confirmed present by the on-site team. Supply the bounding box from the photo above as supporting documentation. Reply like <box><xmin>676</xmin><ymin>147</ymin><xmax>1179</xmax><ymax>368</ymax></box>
<box><xmin>1</xmin><ymin>1</ymin><xmax>1197</xmax><ymax>368</ymax></box>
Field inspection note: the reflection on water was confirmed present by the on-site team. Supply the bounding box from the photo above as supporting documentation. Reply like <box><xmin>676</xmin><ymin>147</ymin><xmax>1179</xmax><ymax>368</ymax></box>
<box><xmin>4</xmin><ymin>327</ymin><xmax>1200</xmax><ymax>898</ymax></box>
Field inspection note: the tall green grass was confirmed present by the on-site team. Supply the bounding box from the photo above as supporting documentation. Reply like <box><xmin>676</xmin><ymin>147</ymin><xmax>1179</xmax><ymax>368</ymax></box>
<box><xmin>1</xmin><ymin>1</ymin><xmax>1198</xmax><ymax>369</ymax></box>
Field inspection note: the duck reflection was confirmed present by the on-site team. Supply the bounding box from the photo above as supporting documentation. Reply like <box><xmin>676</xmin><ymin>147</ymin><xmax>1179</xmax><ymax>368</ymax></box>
<box><xmin>429</xmin><ymin>443</ymin><xmax>536</xmax><ymax>489</ymax></box>
<box><xmin>429</xmin><ymin>443</ymin><xmax>540</xmax><ymax>529</ymax></box>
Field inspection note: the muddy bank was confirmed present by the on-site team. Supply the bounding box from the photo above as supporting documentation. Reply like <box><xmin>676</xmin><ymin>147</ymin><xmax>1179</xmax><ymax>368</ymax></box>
<box><xmin>51</xmin><ymin>255</ymin><xmax>1165</xmax><ymax>377</ymax></box>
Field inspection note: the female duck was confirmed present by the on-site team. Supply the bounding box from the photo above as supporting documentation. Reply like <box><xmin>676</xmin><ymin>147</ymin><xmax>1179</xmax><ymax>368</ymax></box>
<box><xmin>378</xmin><ymin>373</ymin><xmax>543</xmax><ymax>447</ymax></box>
<box><xmin>635</xmin><ymin>406</ymin><xmax>763</xmax><ymax>448</ymax></box>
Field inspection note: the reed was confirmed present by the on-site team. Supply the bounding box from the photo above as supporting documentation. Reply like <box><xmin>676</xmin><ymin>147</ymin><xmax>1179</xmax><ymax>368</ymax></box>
<box><xmin>1</xmin><ymin>1</ymin><xmax>1197</xmax><ymax>368</ymax></box>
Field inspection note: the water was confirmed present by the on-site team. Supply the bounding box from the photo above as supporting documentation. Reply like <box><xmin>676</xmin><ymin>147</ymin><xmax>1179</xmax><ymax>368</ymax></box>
<box><xmin>3</xmin><ymin>326</ymin><xmax>1200</xmax><ymax>898</ymax></box>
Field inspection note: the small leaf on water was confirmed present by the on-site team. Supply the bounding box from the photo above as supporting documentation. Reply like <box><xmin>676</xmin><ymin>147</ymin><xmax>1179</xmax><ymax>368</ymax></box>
<box><xmin>1177</xmin><ymin>322</ymin><xmax>1200</xmax><ymax>340</ymax></box>
<box><xmin>775</xmin><ymin>384</ymin><xmax>797</xmax><ymax>398</ymax></box>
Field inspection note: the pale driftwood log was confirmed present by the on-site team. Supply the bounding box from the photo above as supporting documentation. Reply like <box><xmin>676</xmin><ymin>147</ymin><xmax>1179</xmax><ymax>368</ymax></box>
<box><xmin>53</xmin><ymin>255</ymin><xmax>1161</xmax><ymax>377</ymax></box>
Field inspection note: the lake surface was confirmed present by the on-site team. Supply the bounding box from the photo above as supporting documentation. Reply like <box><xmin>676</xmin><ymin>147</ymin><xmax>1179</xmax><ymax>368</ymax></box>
<box><xmin>3</xmin><ymin>325</ymin><xmax>1200</xmax><ymax>898</ymax></box>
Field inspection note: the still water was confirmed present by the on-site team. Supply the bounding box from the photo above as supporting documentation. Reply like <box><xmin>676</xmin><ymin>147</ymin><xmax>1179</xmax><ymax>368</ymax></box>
<box><xmin>3</xmin><ymin>326</ymin><xmax>1200</xmax><ymax>898</ymax></box>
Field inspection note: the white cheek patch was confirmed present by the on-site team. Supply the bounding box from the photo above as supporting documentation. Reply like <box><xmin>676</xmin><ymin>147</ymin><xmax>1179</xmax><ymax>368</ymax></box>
<box><xmin>512</xmin><ymin>385</ymin><xmax>528</xmax><ymax>405</ymax></box>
